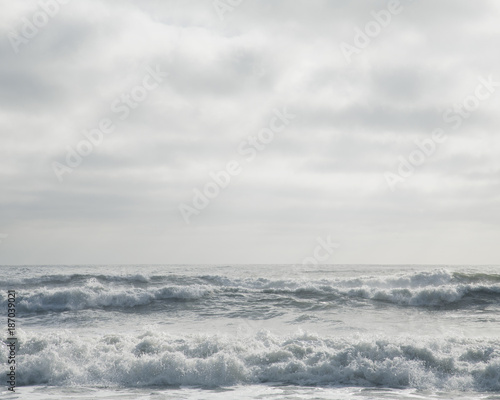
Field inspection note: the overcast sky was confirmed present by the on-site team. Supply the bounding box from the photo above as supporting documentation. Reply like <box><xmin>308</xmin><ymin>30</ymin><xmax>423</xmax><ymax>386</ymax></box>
<box><xmin>1</xmin><ymin>0</ymin><xmax>499</xmax><ymax>265</ymax></box>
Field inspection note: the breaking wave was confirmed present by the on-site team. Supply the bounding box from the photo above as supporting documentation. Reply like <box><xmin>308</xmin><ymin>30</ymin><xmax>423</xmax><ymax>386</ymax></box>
<box><xmin>3</xmin><ymin>270</ymin><xmax>500</xmax><ymax>313</ymax></box>
<box><xmin>11</xmin><ymin>281</ymin><xmax>211</xmax><ymax>312</ymax></box>
<box><xmin>3</xmin><ymin>330</ymin><xmax>500</xmax><ymax>391</ymax></box>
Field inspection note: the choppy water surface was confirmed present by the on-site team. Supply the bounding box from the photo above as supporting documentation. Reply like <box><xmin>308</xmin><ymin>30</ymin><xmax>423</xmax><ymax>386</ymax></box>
<box><xmin>2</xmin><ymin>264</ymin><xmax>500</xmax><ymax>399</ymax></box>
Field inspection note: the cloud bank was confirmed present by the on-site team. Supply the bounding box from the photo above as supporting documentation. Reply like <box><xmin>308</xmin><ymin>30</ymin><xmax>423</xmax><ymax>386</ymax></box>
<box><xmin>1</xmin><ymin>0</ymin><xmax>499</xmax><ymax>264</ymax></box>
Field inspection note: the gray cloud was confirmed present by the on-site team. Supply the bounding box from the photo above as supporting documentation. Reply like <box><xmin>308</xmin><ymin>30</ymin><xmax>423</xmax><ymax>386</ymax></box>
<box><xmin>1</xmin><ymin>0</ymin><xmax>499</xmax><ymax>265</ymax></box>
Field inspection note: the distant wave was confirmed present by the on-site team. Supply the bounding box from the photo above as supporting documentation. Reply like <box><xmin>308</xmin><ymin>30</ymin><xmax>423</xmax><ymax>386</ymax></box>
<box><xmin>6</xmin><ymin>330</ymin><xmax>500</xmax><ymax>391</ymax></box>
<box><xmin>5</xmin><ymin>273</ymin><xmax>152</xmax><ymax>287</ymax></box>
<box><xmin>3</xmin><ymin>270</ymin><xmax>500</xmax><ymax>313</ymax></box>
<box><xmin>10</xmin><ymin>282</ymin><xmax>212</xmax><ymax>312</ymax></box>
<box><xmin>198</xmin><ymin>269</ymin><xmax>497</xmax><ymax>289</ymax></box>
<box><xmin>201</xmin><ymin>270</ymin><xmax>500</xmax><ymax>307</ymax></box>
<box><xmin>262</xmin><ymin>284</ymin><xmax>500</xmax><ymax>307</ymax></box>
<box><xmin>6</xmin><ymin>269</ymin><xmax>500</xmax><ymax>288</ymax></box>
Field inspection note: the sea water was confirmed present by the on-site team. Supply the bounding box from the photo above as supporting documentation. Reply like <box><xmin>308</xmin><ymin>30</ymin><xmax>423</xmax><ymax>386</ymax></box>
<box><xmin>1</xmin><ymin>264</ymin><xmax>500</xmax><ymax>399</ymax></box>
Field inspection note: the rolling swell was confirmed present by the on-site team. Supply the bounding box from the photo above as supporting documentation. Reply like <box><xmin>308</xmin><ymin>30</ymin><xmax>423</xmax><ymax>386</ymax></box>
<box><xmin>6</xmin><ymin>330</ymin><xmax>500</xmax><ymax>391</ymax></box>
<box><xmin>9</xmin><ymin>283</ymin><xmax>212</xmax><ymax>312</ymax></box>
<box><xmin>263</xmin><ymin>284</ymin><xmax>500</xmax><ymax>307</ymax></box>
<box><xmin>5</xmin><ymin>270</ymin><xmax>500</xmax><ymax>313</ymax></box>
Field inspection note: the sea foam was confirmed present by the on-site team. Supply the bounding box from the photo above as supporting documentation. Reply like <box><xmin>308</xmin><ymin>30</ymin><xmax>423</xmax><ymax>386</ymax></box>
<box><xmin>5</xmin><ymin>330</ymin><xmax>500</xmax><ymax>391</ymax></box>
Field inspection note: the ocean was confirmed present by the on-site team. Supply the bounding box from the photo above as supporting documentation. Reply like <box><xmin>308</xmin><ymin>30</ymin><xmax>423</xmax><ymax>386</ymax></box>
<box><xmin>1</xmin><ymin>264</ymin><xmax>500</xmax><ymax>399</ymax></box>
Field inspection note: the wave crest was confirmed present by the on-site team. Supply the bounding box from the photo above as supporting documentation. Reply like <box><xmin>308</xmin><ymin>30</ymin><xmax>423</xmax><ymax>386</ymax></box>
<box><xmin>14</xmin><ymin>283</ymin><xmax>211</xmax><ymax>312</ymax></box>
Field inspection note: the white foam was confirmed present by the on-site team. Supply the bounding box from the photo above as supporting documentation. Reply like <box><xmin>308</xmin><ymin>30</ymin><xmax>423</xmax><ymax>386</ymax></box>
<box><xmin>6</xmin><ymin>329</ymin><xmax>500</xmax><ymax>391</ymax></box>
